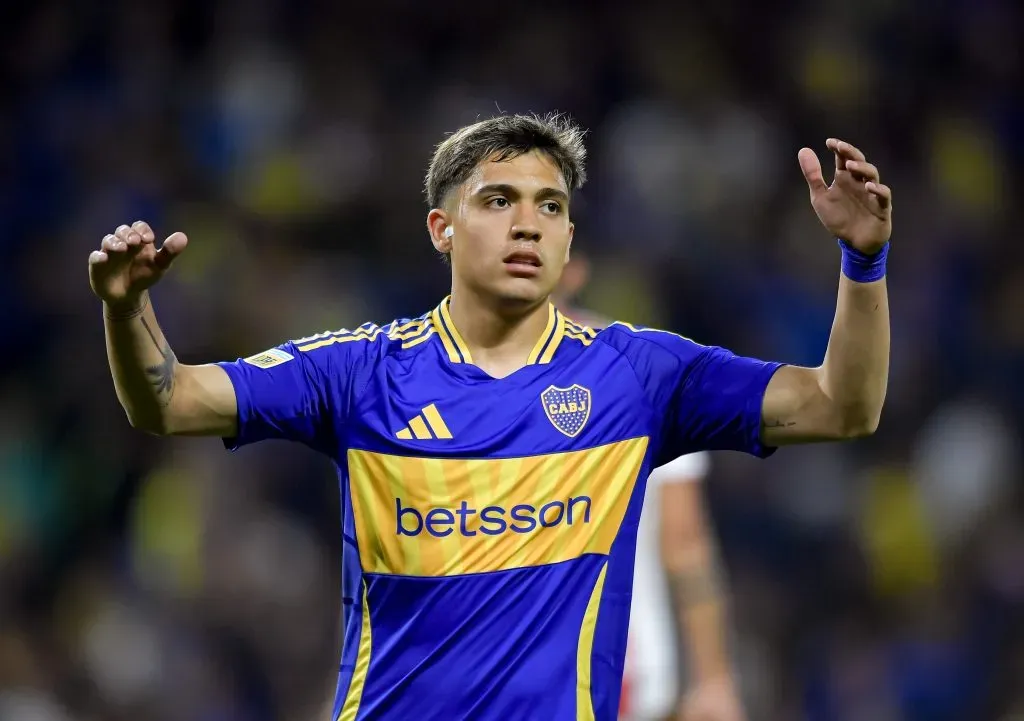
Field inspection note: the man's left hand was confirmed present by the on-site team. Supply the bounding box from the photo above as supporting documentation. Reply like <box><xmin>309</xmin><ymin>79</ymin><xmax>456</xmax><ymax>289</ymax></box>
<box><xmin>799</xmin><ymin>139</ymin><xmax>893</xmax><ymax>255</ymax></box>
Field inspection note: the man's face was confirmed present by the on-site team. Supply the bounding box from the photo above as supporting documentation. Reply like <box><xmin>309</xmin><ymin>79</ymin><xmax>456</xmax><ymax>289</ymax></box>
<box><xmin>431</xmin><ymin>150</ymin><xmax>574</xmax><ymax>306</ymax></box>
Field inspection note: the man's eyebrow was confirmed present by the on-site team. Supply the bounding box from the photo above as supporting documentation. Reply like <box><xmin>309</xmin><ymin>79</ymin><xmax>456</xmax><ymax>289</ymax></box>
<box><xmin>472</xmin><ymin>184</ymin><xmax>569</xmax><ymax>202</ymax></box>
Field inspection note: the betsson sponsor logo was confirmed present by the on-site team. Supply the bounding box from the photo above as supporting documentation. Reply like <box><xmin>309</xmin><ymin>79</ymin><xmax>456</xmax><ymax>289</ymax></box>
<box><xmin>395</xmin><ymin>496</ymin><xmax>593</xmax><ymax>537</ymax></box>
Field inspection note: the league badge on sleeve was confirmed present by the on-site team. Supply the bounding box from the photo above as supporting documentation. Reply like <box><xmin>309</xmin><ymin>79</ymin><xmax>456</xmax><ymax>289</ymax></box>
<box><xmin>541</xmin><ymin>385</ymin><xmax>592</xmax><ymax>438</ymax></box>
<box><xmin>243</xmin><ymin>347</ymin><xmax>294</xmax><ymax>369</ymax></box>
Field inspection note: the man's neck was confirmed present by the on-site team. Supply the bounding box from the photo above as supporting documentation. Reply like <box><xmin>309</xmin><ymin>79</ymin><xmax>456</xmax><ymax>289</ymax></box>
<box><xmin>446</xmin><ymin>286</ymin><xmax>551</xmax><ymax>379</ymax></box>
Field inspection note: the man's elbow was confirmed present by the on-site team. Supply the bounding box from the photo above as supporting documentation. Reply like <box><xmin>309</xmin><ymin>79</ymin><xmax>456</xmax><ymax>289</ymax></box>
<box><xmin>837</xmin><ymin>407</ymin><xmax>882</xmax><ymax>439</ymax></box>
<box><xmin>124</xmin><ymin>407</ymin><xmax>173</xmax><ymax>436</ymax></box>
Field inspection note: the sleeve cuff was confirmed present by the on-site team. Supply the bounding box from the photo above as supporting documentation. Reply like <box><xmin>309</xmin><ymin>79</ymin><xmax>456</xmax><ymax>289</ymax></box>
<box><xmin>216</xmin><ymin>361</ymin><xmax>250</xmax><ymax>452</ymax></box>
<box><xmin>747</xmin><ymin>362</ymin><xmax>786</xmax><ymax>459</ymax></box>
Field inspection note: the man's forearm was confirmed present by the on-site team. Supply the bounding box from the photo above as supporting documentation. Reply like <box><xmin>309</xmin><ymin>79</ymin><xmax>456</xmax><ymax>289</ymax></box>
<box><xmin>817</xmin><ymin>274</ymin><xmax>890</xmax><ymax>434</ymax></box>
<box><xmin>668</xmin><ymin>556</ymin><xmax>732</xmax><ymax>684</ymax></box>
<box><xmin>104</xmin><ymin>291</ymin><xmax>180</xmax><ymax>433</ymax></box>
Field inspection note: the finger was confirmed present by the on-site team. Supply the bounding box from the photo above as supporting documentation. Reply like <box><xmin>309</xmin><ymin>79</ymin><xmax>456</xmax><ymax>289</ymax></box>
<box><xmin>830</xmin><ymin>138</ymin><xmax>866</xmax><ymax>163</ymax></box>
<box><xmin>101</xmin><ymin>234</ymin><xmax>126</xmax><ymax>253</ymax></box>
<box><xmin>89</xmin><ymin>250</ymin><xmax>109</xmax><ymax>265</ymax></box>
<box><xmin>866</xmin><ymin>181</ymin><xmax>892</xmax><ymax>209</ymax></box>
<box><xmin>826</xmin><ymin>138</ymin><xmax>845</xmax><ymax>172</ymax></box>
<box><xmin>113</xmin><ymin>225</ymin><xmax>143</xmax><ymax>254</ymax></box>
<box><xmin>132</xmin><ymin>220</ymin><xmax>156</xmax><ymax>244</ymax></box>
<box><xmin>865</xmin><ymin>181</ymin><xmax>891</xmax><ymax>199</ymax></box>
<box><xmin>841</xmin><ymin>140</ymin><xmax>867</xmax><ymax>162</ymax></box>
<box><xmin>153</xmin><ymin>231</ymin><xmax>188</xmax><ymax>270</ymax></box>
<box><xmin>845</xmin><ymin>160</ymin><xmax>879</xmax><ymax>183</ymax></box>
<box><xmin>797</xmin><ymin>147</ymin><xmax>827</xmax><ymax>196</ymax></box>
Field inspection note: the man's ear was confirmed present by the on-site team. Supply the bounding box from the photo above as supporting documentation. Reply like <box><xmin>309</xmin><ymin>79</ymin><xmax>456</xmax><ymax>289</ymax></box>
<box><xmin>427</xmin><ymin>208</ymin><xmax>453</xmax><ymax>255</ymax></box>
<box><xmin>565</xmin><ymin>221</ymin><xmax>574</xmax><ymax>263</ymax></box>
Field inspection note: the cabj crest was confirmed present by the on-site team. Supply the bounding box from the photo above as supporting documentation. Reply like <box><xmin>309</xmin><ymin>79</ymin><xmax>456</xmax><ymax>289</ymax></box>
<box><xmin>541</xmin><ymin>384</ymin><xmax>592</xmax><ymax>438</ymax></box>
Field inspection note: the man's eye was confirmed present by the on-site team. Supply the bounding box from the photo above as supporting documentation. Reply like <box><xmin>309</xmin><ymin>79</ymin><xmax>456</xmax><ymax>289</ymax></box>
<box><xmin>542</xmin><ymin>201</ymin><xmax>562</xmax><ymax>214</ymax></box>
<box><xmin>489</xmin><ymin>197</ymin><xmax>510</xmax><ymax>208</ymax></box>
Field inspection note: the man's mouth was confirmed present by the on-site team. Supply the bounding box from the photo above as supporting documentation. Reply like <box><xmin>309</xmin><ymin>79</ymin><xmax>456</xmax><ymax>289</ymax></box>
<box><xmin>503</xmin><ymin>250</ymin><xmax>542</xmax><ymax>268</ymax></box>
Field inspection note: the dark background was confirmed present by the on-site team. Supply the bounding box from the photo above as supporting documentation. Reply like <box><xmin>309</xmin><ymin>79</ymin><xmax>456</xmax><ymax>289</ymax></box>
<box><xmin>1</xmin><ymin>1</ymin><xmax>1022</xmax><ymax>719</ymax></box>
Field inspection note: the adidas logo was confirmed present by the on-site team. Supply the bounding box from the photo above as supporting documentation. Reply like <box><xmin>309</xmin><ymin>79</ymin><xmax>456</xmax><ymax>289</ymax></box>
<box><xmin>395</xmin><ymin>404</ymin><xmax>453</xmax><ymax>440</ymax></box>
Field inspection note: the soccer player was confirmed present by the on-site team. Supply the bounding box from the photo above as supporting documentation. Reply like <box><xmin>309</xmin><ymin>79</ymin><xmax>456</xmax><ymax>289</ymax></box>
<box><xmin>553</xmin><ymin>261</ymin><xmax>743</xmax><ymax>721</ymax></box>
<box><xmin>88</xmin><ymin>113</ymin><xmax>892</xmax><ymax>721</ymax></box>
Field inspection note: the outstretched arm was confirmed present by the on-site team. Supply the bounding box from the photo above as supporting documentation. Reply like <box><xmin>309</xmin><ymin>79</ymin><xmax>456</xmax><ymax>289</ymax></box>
<box><xmin>91</xmin><ymin>221</ymin><xmax>237</xmax><ymax>437</ymax></box>
<box><xmin>761</xmin><ymin>272</ymin><xmax>889</xmax><ymax>443</ymax></box>
<box><xmin>761</xmin><ymin>139</ymin><xmax>892</xmax><ymax>446</ymax></box>
<box><xmin>104</xmin><ymin>291</ymin><xmax>237</xmax><ymax>437</ymax></box>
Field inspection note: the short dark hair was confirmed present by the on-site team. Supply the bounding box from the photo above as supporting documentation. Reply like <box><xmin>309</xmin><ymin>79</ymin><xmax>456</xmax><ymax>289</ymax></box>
<box><xmin>424</xmin><ymin>112</ymin><xmax>588</xmax><ymax>209</ymax></box>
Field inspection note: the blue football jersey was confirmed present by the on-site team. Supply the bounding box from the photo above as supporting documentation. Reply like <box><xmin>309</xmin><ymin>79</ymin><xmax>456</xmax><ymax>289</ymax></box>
<box><xmin>217</xmin><ymin>297</ymin><xmax>782</xmax><ymax>721</ymax></box>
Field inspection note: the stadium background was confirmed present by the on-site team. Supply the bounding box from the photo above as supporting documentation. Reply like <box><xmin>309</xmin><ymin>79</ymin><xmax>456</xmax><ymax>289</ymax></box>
<box><xmin>2</xmin><ymin>0</ymin><xmax>1022</xmax><ymax>719</ymax></box>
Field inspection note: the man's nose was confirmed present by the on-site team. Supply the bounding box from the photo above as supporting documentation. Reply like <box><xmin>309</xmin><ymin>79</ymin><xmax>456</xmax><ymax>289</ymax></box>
<box><xmin>511</xmin><ymin>211</ymin><xmax>541</xmax><ymax>241</ymax></box>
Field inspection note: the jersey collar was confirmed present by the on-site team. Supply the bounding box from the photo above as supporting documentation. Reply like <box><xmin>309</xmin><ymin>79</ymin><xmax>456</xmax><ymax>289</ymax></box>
<box><xmin>431</xmin><ymin>297</ymin><xmax>473</xmax><ymax>364</ymax></box>
<box><xmin>430</xmin><ymin>297</ymin><xmax>566</xmax><ymax>366</ymax></box>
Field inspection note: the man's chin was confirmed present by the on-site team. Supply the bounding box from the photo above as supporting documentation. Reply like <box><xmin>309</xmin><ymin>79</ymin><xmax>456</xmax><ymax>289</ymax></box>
<box><xmin>491</xmin><ymin>276</ymin><xmax>552</xmax><ymax>306</ymax></box>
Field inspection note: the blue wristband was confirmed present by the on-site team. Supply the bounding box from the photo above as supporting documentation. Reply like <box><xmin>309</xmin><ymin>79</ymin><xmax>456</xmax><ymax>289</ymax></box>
<box><xmin>839</xmin><ymin>239</ymin><xmax>889</xmax><ymax>282</ymax></box>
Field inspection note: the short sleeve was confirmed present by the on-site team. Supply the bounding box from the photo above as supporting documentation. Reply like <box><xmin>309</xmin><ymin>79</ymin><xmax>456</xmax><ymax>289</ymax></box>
<box><xmin>599</xmin><ymin>324</ymin><xmax>784</xmax><ymax>462</ymax></box>
<box><xmin>217</xmin><ymin>339</ymin><xmax>352</xmax><ymax>454</ymax></box>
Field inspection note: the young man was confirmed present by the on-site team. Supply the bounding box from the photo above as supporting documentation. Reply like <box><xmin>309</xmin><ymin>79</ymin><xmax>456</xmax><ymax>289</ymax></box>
<box><xmin>88</xmin><ymin>113</ymin><xmax>891</xmax><ymax>721</ymax></box>
<box><xmin>553</xmin><ymin>262</ymin><xmax>744</xmax><ymax>721</ymax></box>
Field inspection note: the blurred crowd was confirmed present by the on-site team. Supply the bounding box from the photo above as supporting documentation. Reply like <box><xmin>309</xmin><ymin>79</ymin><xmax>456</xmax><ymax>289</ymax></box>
<box><xmin>1</xmin><ymin>0</ymin><xmax>1022</xmax><ymax>719</ymax></box>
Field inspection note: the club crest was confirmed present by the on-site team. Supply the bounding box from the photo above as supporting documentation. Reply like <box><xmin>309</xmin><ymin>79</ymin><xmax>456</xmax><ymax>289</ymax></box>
<box><xmin>541</xmin><ymin>384</ymin><xmax>592</xmax><ymax>438</ymax></box>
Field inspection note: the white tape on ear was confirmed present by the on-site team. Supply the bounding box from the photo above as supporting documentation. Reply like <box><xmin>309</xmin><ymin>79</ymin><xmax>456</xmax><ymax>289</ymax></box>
<box><xmin>444</xmin><ymin>226</ymin><xmax>454</xmax><ymax>239</ymax></box>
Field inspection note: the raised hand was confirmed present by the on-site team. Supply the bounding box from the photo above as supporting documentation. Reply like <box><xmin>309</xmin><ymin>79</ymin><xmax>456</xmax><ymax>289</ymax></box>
<box><xmin>88</xmin><ymin>221</ymin><xmax>187</xmax><ymax>309</ymax></box>
<box><xmin>798</xmin><ymin>139</ymin><xmax>892</xmax><ymax>255</ymax></box>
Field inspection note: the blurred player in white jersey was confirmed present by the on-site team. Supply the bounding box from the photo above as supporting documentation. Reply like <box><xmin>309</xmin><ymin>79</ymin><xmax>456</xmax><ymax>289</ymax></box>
<box><xmin>554</xmin><ymin>253</ymin><xmax>745</xmax><ymax>721</ymax></box>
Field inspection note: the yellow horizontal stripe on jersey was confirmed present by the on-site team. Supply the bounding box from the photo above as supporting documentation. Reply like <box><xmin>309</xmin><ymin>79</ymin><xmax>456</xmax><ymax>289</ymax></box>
<box><xmin>576</xmin><ymin>561</ymin><xmax>607</xmax><ymax>721</ymax></box>
<box><xmin>337</xmin><ymin>585</ymin><xmax>372</xmax><ymax>721</ymax></box>
<box><xmin>347</xmin><ymin>437</ymin><xmax>648</xmax><ymax>577</ymax></box>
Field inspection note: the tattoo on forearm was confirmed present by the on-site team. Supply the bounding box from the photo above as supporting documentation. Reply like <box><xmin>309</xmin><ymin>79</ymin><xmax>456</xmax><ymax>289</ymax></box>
<box><xmin>669</xmin><ymin>566</ymin><xmax>722</xmax><ymax>609</ymax></box>
<box><xmin>764</xmin><ymin>418</ymin><xmax>796</xmax><ymax>429</ymax></box>
<box><xmin>140</xmin><ymin>317</ymin><xmax>176</xmax><ymax>404</ymax></box>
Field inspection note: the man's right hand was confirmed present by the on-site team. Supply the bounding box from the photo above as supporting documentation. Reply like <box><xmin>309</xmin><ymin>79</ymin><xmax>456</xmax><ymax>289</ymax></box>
<box><xmin>88</xmin><ymin>220</ymin><xmax>188</xmax><ymax>311</ymax></box>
